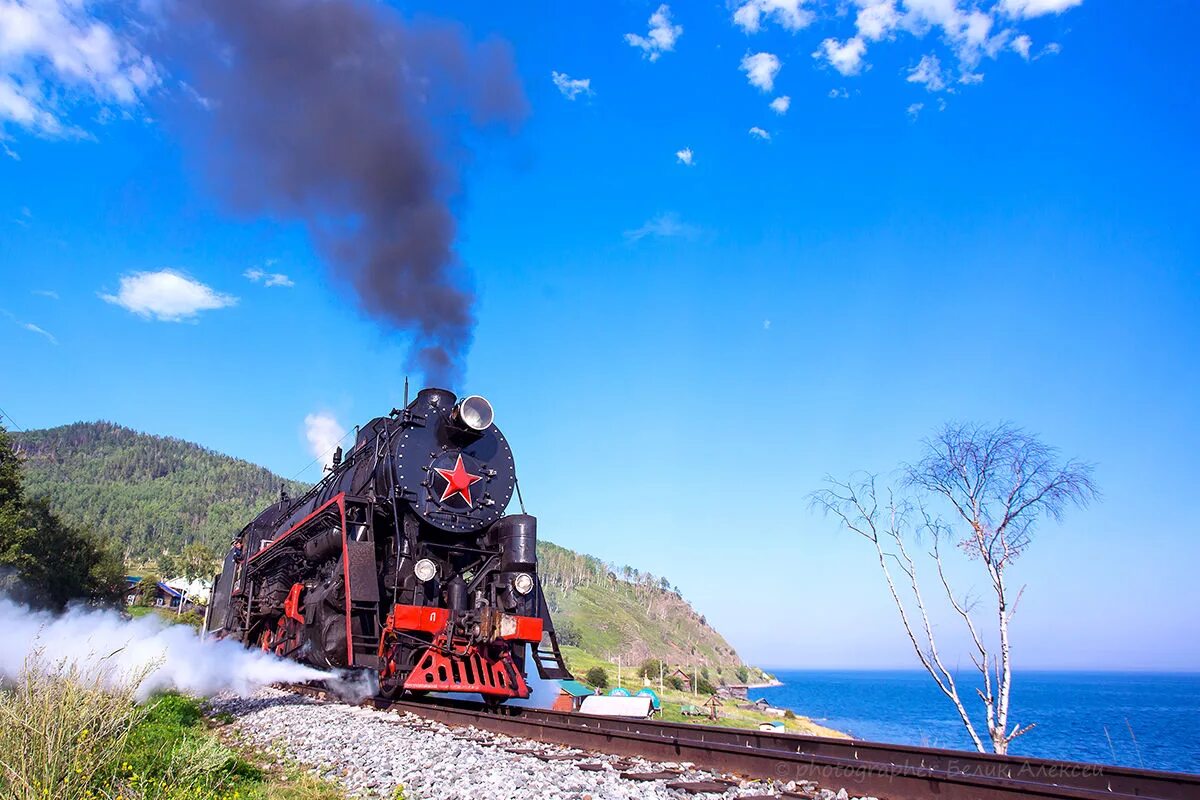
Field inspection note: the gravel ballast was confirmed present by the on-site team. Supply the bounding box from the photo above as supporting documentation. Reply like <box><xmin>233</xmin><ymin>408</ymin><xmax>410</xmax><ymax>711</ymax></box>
<box><xmin>210</xmin><ymin>688</ymin><xmax>877</xmax><ymax>800</ymax></box>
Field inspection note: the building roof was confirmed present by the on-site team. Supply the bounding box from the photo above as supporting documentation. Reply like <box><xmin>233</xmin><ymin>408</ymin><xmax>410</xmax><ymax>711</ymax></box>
<box><xmin>156</xmin><ymin>581</ymin><xmax>183</xmax><ymax>598</ymax></box>
<box><xmin>635</xmin><ymin>688</ymin><xmax>661</xmax><ymax>709</ymax></box>
<box><xmin>558</xmin><ymin>680</ymin><xmax>595</xmax><ymax>697</ymax></box>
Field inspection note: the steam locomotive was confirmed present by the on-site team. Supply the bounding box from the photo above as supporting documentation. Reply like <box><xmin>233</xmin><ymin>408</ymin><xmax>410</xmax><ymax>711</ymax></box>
<box><xmin>204</xmin><ymin>388</ymin><xmax>572</xmax><ymax>702</ymax></box>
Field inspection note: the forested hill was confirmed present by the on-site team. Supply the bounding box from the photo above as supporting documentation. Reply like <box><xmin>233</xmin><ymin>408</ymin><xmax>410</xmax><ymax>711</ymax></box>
<box><xmin>13</xmin><ymin>422</ymin><xmax>307</xmax><ymax>560</ymax></box>
<box><xmin>14</xmin><ymin>421</ymin><xmax>756</xmax><ymax>677</ymax></box>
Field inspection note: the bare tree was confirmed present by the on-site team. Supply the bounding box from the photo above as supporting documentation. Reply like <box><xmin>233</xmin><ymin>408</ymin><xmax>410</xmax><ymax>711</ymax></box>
<box><xmin>811</xmin><ymin>423</ymin><xmax>1097</xmax><ymax>753</ymax></box>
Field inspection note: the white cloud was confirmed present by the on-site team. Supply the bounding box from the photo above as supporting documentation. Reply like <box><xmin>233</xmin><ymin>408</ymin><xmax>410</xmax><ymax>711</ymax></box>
<box><xmin>625</xmin><ymin>4</ymin><xmax>682</xmax><ymax>62</ymax></box>
<box><xmin>856</xmin><ymin>0</ymin><xmax>901</xmax><ymax>41</ymax></box>
<box><xmin>998</xmin><ymin>0</ymin><xmax>1083</xmax><ymax>19</ymax></box>
<box><xmin>101</xmin><ymin>269</ymin><xmax>237</xmax><ymax>322</ymax></box>
<box><xmin>32</xmin><ymin>288</ymin><xmax>57</xmax><ymax>299</ymax></box>
<box><xmin>740</xmin><ymin>52</ymin><xmax>781</xmax><ymax>92</ymax></box>
<box><xmin>624</xmin><ymin>212</ymin><xmax>699</xmax><ymax>242</ymax></box>
<box><xmin>1011</xmin><ymin>34</ymin><xmax>1032</xmax><ymax>59</ymax></box>
<box><xmin>675</xmin><ymin>147</ymin><xmax>694</xmax><ymax>166</ymax></box>
<box><xmin>769</xmin><ymin>95</ymin><xmax>790</xmax><ymax>114</ymax></box>
<box><xmin>748</xmin><ymin>126</ymin><xmax>771</xmax><ymax>141</ymax></box>
<box><xmin>21</xmin><ymin>321</ymin><xmax>55</xmax><ymax>344</ymax></box>
<box><xmin>2</xmin><ymin>309</ymin><xmax>56</xmax><ymax>344</ymax></box>
<box><xmin>737</xmin><ymin>0</ymin><xmax>1083</xmax><ymax>96</ymax></box>
<box><xmin>762</xmin><ymin>319</ymin><xmax>771</xmax><ymax>330</ymax></box>
<box><xmin>304</xmin><ymin>412</ymin><xmax>346</xmax><ymax>468</ymax></box>
<box><xmin>0</xmin><ymin>0</ymin><xmax>160</xmax><ymax>138</ymax></box>
<box><xmin>1039</xmin><ymin>42</ymin><xmax>1062</xmax><ymax>58</ymax></box>
<box><xmin>829</xmin><ymin>87</ymin><xmax>850</xmax><ymax>99</ymax></box>
<box><xmin>732</xmin><ymin>0</ymin><xmax>814</xmax><ymax>33</ymax></box>
<box><xmin>244</xmin><ymin>267</ymin><xmax>294</xmax><ymax>288</ymax></box>
<box><xmin>907</xmin><ymin>53</ymin><xmax>947</xmax><ymax>91</ymax></box>
<box><xmin>907</xmin><ymin>101</ymin><xmax>924</xmax><ymax>120</ymax></box>
<box><xmin>813</xmin><ymin>37</ymin><xmax>867</xmax><ymax>76</ymax></box>
<box><xmin>551</xmin><ymin>71</ymin><xmax>592</xmax><ymax>100</ymax></box>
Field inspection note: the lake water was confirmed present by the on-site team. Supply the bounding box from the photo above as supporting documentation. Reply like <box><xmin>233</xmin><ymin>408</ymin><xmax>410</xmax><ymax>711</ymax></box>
<box><xmin>755</xmin><ymin>670</ymin><xmax>1200</xmax><ymax>774</ymax></box>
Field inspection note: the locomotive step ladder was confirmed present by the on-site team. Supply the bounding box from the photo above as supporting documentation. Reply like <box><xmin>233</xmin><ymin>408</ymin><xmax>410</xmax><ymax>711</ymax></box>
<box><xmin>531</xmin><ymin>582</ymin><xmax>573</xmax><ymax>680</ymax></box>
<box><xmin>531</xmin><ymin>628</ymin><xmax>573</xmax><ymax>680</ymax></box>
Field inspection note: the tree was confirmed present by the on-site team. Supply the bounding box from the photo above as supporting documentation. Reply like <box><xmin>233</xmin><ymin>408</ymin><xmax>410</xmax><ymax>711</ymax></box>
<box><xmin>735</xmin><ymin>665</ymin><xmax>750</xmax><ymax>684</ymax></box>
<box><xmin>695</xmin><ymin>676</ymin><xmax>716</xmax><ymax>695</ymax></box>
<box><xmin>638</xmin><ymin>658</ymin><xmax>665</xmax><ymax>679</ymax></box>
<box><xmin>811</xmin><ymin>422</ymin><xmax>1096</xmax><ymax>754</ymax></box>
<box><xmin>0</xmin><ymin>424</ymin><xmax>125</xmax><ymax>609</ymax></box>
<box><xmin>160</xmin><ymin>542</ymin><xmax>220</xmax><ymax>579</ymax></box>
<box><xmin>555</xmin><ymin>618</ymin><xmax>582</xmax><ymax>647</ymax></box>
<box><xmin>584</xmin><ymin>666</ymin><xmax>609</xmax><ymax>689</ymax></box>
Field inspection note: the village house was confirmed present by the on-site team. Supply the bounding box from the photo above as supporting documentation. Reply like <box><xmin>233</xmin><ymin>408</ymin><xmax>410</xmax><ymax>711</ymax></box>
<box><xmin>667</xmin><ymin>667</ymin><xmax>692</xmax><ymax>691</ymax></box>
<box><xmin>552</xmin><ymin>679</ymin><xmax>596</xmax><ymax>712</ymax></box>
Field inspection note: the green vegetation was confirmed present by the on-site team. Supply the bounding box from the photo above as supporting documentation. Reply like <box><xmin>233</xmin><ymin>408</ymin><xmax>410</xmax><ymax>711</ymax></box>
<box><xmin>13</xmin><ymin>422</ymin><xmax>306</xmax><ymax>563</ymax></box>
<box><xmin>555</xmin><ymin>649</ymin><xmax>845</xmax><ymax>737</ymax></box>
<box><xmin>0</xmin><ymin>657</ymin><xmax>347</xmax><ymax>799</ymax></box>
<box><xmin>584</xmin><ymin>666</ymin><xmax>609</xmax><ymax>689</ymax></box>
<box><xmin>128</xmin><ymin>604</ymin><xmax>207</xmax><ymax>630</ymax></box>
<box><xmin>0</xmin><ymin>424</ymin><xmax>124</xmax><ymax>609</ymax></box>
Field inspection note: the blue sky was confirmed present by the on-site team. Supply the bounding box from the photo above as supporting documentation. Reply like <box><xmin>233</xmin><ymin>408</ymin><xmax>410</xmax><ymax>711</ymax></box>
<box><xmin>1</xmin><ymin>0</ymin><xmax>1198</xmax><ymax>671</ymax></box>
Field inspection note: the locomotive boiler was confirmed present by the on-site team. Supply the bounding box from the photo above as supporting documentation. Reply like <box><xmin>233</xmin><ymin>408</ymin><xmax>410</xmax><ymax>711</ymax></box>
<box><xmin>204</xmin><ymin>388</ymin><xmax>572</xmax><ymax>701</ymax></box>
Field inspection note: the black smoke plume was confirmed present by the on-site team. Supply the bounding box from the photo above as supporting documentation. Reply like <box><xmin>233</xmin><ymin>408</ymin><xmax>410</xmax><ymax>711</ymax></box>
<box><xmin>164</xmin><ymin>0</ymin><xmax>527</xmax><ymax>386</ymax></box>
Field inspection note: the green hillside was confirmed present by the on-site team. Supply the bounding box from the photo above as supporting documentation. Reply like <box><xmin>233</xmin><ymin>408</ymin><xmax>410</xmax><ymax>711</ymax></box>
<box><xmin>13</xmin><ymin>422</ymin><xmax>307</xmax><ymax>561</ymax></box>
<box><xmin>13</xmin><ymin>422</ymin><xmax>759</xmax><ymax>679</ymax></box>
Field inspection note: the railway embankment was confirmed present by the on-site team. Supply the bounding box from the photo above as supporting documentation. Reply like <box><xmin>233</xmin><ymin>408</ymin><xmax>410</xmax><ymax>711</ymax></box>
<box><xmin>212</xmin><ymin>688</ymin><xmax>869</xmax><ymax>800</ymax></box>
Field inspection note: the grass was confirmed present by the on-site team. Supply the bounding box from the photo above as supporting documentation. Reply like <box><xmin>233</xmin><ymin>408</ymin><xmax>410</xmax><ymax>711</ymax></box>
<box><xmin>0</xmin><ymin>656</ymin><xmax>351</xmax><ymax>800</ymax></box>
<box><xmin>560</xmin><ymin>647</ymin><xmax>848</xmax><ymax>738</ymax></box>
<box><xmin>127</xmin><ymin>605</ymin><xmax>206</xmax><ymax>630</ymax></box>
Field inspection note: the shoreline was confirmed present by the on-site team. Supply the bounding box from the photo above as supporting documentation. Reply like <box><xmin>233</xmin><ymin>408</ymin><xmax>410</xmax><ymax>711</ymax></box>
<box><xmin>745</xmin><ymin>678</ymin><xmax>783</xmax><ymax>689</ymax></box>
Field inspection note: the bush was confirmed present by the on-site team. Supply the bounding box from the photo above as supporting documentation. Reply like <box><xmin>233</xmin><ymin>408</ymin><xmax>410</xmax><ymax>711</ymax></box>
<box><xmin>584</xmin><ymin>667</ymin><xmax>609</xmax><ymax>689</ymax></box>
<box><xmin>695</xmin><ymin>677</ymin><xmax>716</xmax><ymax>695</ymax></box>
<box><xmin>784</xmin><ymin>709</ymin><xmax>796</xmax><ymax>720</ymax></box>
<box><xmin>735</xmin><ymin>666</ymin><xmax>750</xmax><ymax>684</ymax></box>
<box><xmin>666</xmin><ymin>676</ymin><xmax>684</xmax><ymax>691</ymax></box>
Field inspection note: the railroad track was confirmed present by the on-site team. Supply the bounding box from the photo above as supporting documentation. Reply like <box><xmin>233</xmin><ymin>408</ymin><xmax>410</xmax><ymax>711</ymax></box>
<box><xmin>285</xmin><ymin>685</ymin><xmax>1200</xmax><ymax>800</ymax></box>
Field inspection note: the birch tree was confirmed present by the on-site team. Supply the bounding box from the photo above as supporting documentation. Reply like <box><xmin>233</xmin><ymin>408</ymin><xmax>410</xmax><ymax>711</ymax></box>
<box><xmin>811</xmin><ymin>423</ymin><xmax>1097</xmax><ymax>753</ymax></box>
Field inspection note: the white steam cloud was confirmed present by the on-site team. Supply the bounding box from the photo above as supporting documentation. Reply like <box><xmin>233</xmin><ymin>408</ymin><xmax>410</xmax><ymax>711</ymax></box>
<box><xmin>304</xmin><ymin>412</ymin><xmax>346</xmax><ymax>468</ymax></box>
<box><xmin>0</xmin><ymin>598</ymin><xmax>355</xmax><ymax>702</ymax></box>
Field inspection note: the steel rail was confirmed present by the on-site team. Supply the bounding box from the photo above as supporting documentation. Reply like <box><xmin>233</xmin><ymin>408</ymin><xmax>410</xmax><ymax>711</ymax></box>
<box><xmin>378</xmin><ymin>696</ymin><xmax>1200</xmax><ymax>800</ymax></box>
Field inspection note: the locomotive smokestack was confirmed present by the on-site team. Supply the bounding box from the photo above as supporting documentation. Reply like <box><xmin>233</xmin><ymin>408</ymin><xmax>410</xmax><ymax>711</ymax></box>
<box><xmin>159</xmin><ymin>0</ymin><xmax>528</xmax><ymax>386</ymax></box>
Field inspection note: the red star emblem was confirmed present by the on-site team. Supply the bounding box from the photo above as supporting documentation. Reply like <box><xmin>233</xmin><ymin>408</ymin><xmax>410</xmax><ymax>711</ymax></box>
<box><xmin>433</xmin><ymin>454</ymin><xmax>484</xmax><ymax>505</ymax></box>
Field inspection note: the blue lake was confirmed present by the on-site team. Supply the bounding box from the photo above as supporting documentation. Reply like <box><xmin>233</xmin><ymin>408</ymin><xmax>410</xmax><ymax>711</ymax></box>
<box><xmin>755</xmin><ymin>670</ymin><xmax>1200</xmax><ymax>774</ymax></box>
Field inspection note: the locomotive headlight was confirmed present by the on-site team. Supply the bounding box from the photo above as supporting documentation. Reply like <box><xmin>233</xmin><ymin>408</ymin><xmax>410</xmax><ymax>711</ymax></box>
<box><xmin>413</xmin><ymin>558</ymin><xmax>437</xmax><ymax>583</ymax></box>
<box><xmin>454</xmin><ymin>395</ymin><xmax>494</xmax><ymax>431</ymax></box>
<box><xmin>512</xmin><ymin>573</ymin><xmax>534</xmax><ymax>596</ymax></box>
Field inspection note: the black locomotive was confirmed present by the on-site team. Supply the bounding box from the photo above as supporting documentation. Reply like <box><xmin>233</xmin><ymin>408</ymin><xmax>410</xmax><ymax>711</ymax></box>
<box><xmin>204</xmin><ymin>388</ymin><xmax>572</xmax><ymax>701</ymax></box>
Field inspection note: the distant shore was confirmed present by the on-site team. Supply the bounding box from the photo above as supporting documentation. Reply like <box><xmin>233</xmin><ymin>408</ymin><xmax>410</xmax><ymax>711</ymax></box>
<box><xmin>745</xmin><ymin>678</ymin><xmax>783</xmax><ymax>689</ymax></box>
